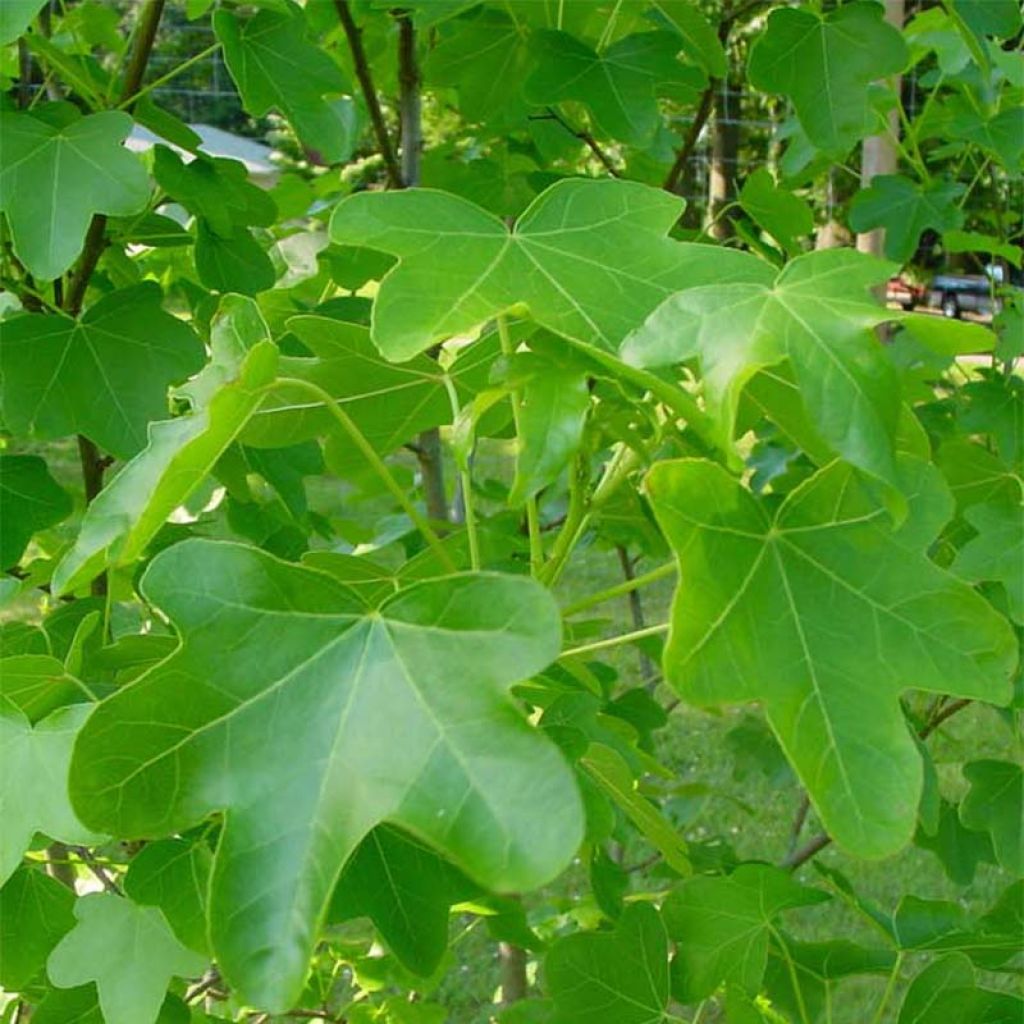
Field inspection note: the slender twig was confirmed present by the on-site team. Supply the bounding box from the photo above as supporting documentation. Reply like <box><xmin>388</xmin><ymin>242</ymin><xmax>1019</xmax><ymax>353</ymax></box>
<box><xmin>617</xmin><ymin>547</ymin><xmax>656</xmax><ymax>683</ymax></box>
<box><xmin>334</xmin><ymin>0</ymin><xmax>402</xmax><ymax>188</ymax></box>
<box><xmin>786</xmin><ymin>794</ymin><xmax>811</xmax><ymax>859</ymax></box>
<box><xmin>276</xmin><ymin>377</ymin><xmax>455</xmax><ymax>571</ymax></box>
<box><xmin>784</xmin><ymin>698</ymin><xmax>974</xmax><ymax>870</ymax></box>
<box><xmin>562</xmin><ymin>561</ymin><xmax>676</xmax><ymax>616</ymax></box>
<box><xmin>663</xmin><ymin>84</ymin><xmax>715</xmax><ymax>194</ymax></box>
<box><xmin>68</xmin><ymin>845</ymin><xmax>121</xmax><ymax>894</ymax></box>
<box><xmin>534</xmin><ymin>107</ymin><xmax>621</xmax><ymax>177</ymax></box>
<box><xmin>118</xmin><ymin>42</ymin><xmax>220</xmax><ymax>111</ymax></box>
<box><xmin>561</xmin><ymin>622</ymin><xmax>669</xmax><ymax>660</ymax></box>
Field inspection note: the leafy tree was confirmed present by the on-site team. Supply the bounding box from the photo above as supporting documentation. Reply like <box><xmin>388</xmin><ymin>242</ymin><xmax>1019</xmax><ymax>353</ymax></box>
<box><xmin>0</xmin><ymin>2</ymin><xmax>1021</xmax><ymax>1023</ymax></box>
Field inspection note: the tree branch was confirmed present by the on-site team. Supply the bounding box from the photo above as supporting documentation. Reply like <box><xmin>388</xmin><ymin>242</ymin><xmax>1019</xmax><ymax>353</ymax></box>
<box><xmin>334</xmin><ymin>0</ymin><xmax>402</xmax><ymax>188</ymax></box>
<box><xmin>535</xmin><ymin>107</ymin><xmax>621</xmax><ymax>177</ymax></box>
<box><xmin>663</xmin><ymin>81</ymin><xmax>715</xmax><ymax>194</ymax></box>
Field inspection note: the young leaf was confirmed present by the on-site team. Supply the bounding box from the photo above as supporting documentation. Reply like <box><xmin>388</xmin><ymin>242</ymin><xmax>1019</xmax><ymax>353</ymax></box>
<box><xmin>738</xmin><ymin>168</ymin><xmax>814</xmax><ymax>256</ymax></box>
<box><xmin>330</xmin><ymin>178</ymin><xmax>771</xmax><ymax>361</ymax></box>
<box><xmin>47</xmin><ymin>893</ymin><xmax>207</xmax><ymax>1024</ymax></box>
<box><xmin>748</xmin><ymin>2</ymin><xmax>908</xmax><ymax>155</ymax></box>
<box><xmin>0</xmin><ymin>284</ymin><xmax>206</xmax><ymax>459</ymax></box>
<box><xmin>214</xmin><ymin>3</ymin><xmax>352</xmax><ymax>164</ymax></box>
<box><xmin>0</xmin><ymin>455</ymin><xmax>71</xmax><ymax>569</ymax></box>
<box><xmin>959</xmin><ymin>761</ymin><xmax>1023</xmax><ymax>876</ymax></box>
<box><xmin>329</xmin><ymin>824</ymin><xmax>477</xmax><ymax>976</ymax></box>
<box><xmin>544</xmin><ymin>902</ymin><xmax>669</xmax><ymax>1024</ymax></box>
<box><xmin>0</xmin><ymin>865</ymin><xmax>76</xmax><ymax>991</ymax></box>
<box><xmin>0</xmin><ymin>703</ymin><xmax>103</xmax><ymax>884</ymax></box>
<box><xmin>70</xmin><ymin>540</ymin><xmax>581</xmax><ymax>1010</ymax></box>
<box><xmin>623</xmin><ymin>249</ymin><xmax>903</xmax><ymax>494</ymax></box>
<box><xmin>645</xmin><ymin>457</ymin><xmax>1016</xmax><ymax>858</ymax></box>
<box><xmin>0</xmin><ymin>106</ymin><xmax>149</xmax><ymax>280</ymax></box>
<box><xmin>51</xmin><ymin>319</ymin><xmax>278</xmax><ymax>595</ymax></box>
<box><xmin>848</xmin><ymin>175</ymin><xmax>965</xmax><ymax>262</ymax></box>
<box><xmin>525</xmin><ymin>31</ymin><xmax>704</xmax><ymax>145</ymax></box>
<box><xmin>952</xmin><ymin>499</ymin><xmax>1024</xmax><ymax>623</ymax></box>
<box><xmin>661</xmin><ymin>864</ymin><xmax>829</xmax><ymax>1001</ymax></box>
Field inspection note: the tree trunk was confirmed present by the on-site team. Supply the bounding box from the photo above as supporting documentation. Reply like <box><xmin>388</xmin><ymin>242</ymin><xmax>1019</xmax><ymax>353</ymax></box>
<box><xmin>855</xmin><ymin>0</ymin><xmax>905</xmax><ymax>259</ymax></box>
<box><xmin>499</xmin><ymin>941</ymin><xmax>528</xmax><ymax>1004</ymax></box>
<box><xmin>706</xmin><ymin>86</ymin><xmax>740</xmax><ymax>241</ymax></box>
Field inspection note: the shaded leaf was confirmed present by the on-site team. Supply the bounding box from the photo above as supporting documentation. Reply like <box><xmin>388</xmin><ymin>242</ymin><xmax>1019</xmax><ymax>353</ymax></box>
<box><xmin>953</xmin><ymin>499</ymin><xmax>1024</xmax><ymax>623</ymax></box>
<box><xmin>0</xmin><ymin>454</ymin><xmax>71</xmax><ymax>569</ymax></box>
<box><xmin>0</xmin><ymin>865</ymin><xmax>76</xmax><ymax>991</ymax></box>
<box><xmin>0</xmin><ymin>284</ymin><xmax>205</xmax><ymax>459</ymax></box>
<box><xmin>0</xmin><ymin>105</ymin><xmax>149</xmax><ymax>280</ymax></box>
<box><xmin>738</xmin><ymin>169</ymin><xmax>814</xmax><ymax>256</ymax></box>
<box><xmin>959</xmin><ymin>760</ymin><xmax>1023</xmax><ymax>876</ymax></box>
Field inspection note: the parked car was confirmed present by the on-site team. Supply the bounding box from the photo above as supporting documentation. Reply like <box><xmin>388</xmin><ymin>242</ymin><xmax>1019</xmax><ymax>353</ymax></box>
<box><xmin>928</xmin><ymin>265</ymin><xmax>1023</xmax><ymax>319</ymax></box>
<box><xmin>886</xmin><ymin>275</ymin><xmax>927</xmax><ymax>310</ymax></box>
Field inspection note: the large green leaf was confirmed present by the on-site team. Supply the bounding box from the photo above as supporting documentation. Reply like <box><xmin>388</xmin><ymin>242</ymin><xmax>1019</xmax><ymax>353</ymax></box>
<box><xmin>47</xmin><ymin>893</ymin><xmax>207</xmax><ymax>1024</ymax></box>
<box><xmin>52</xmin><ymin>300</ymin><xmax>278</xmax><ymax>595</ymax></box>
<box><xmin>0</xmin><ymin>454</ymin><xmax>71</xmax><ymax>569</ymax></box>
<box><xmin>0</xmin><ymin>105</ymin><xmax>149</xmax><ymax>280</ymax></box>
<box><xmin>524</xmin><ymin>30</ymin><xmax>703</xmax><ymax>145</ymax></box>
<box><xmin>622</xmin><ymin>249</ymin><xmax>903</xmax><ymax>493</ymax></box>
<box><xmin>848</xmin><ymin>175</ymin><xmax>965</xmax><ymax>262</ymax></box>
<box><xmin>645</xmin><ymin>457</ymin><xmax>1016</xmax><ymax>857</ymax></box>
<box><xmin>0</xmin><ymin>284</ymin><xmax>205</xmax><ymax>459</ymax></box>
<box><xmin>544</xmin><ymin>902</ymin><xmax>669</xmax><ymax>1024</ymax></box>
<box><xmin>748</xmin><ymin>2</ymin><xmax>907</xmax><ymax>155</ymax></box>
<box><xmin>214</xmin><ymin>3</ymin><xmax>352</xmax><ymax>164</ymax></box>
<box><xmin>959</xmin><ymin>761</ymin><xmax>1023</xmax><ymax>876</ymax></box>
<box><xmin>0</xmin><ymin>703</ymin><xmax>102</xmax><ymax>884</ymax></box>
<box><xmin>661</xmin><ymin>864</ymin><xmax>828</xmax><ymax>1001</ymax></box>
<box><xmin>0</xmin><ymin>865</ymin><xmax>76</xmax><ymax>991</ymax></box>
<box><xmin>330</xmin><ymin>178</ymin><xmax>772</xmax><ymax>361</ymax></box>
<box><xmin>70</xmin><ymin>539</ymin><xmax>581</xmax><ymax>1010</ymax></box>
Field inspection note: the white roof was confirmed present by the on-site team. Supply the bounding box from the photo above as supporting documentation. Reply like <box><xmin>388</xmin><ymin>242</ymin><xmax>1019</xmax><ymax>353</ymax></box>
<box><xmin>126</xmin><ymin>122</ymin><xmax>277</xmax><ymax>178</ymax></box>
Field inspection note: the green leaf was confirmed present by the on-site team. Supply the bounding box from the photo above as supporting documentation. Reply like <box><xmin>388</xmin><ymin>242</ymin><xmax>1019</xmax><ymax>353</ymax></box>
<box><xmin>30</xmin><ymin>986</ymin><xmax>104</xmax><ymax>1024</ymax></box>
<box><xmin>916</xmin><ymin>800</ymin><xmax>995</xmax><ymax>886</ymax></box>
<box><xmin>47</xmin><ymin>893</ymin><xmax>207</xmax><ymax>1024</ymax></box>
<box><xmin>425</xmin><ymin>9</ymin><xmax>533</xmax><ymax>127</ymax></box>
<box><xmin>0</xmin><ymin>106</ymin><xmax>149</xmax><ymax>280</ymax></box>
<box><xmin>943</xmin><ymin>229</ymin><xmax>1023</xmax><ymax>268</ymax></box>
<box><xmin>892</xmin><ymin>894</ymin><xmax>1022</xmax><ymax>965</ymax></box>
<box><xmin>214</xmin><ymin>3</ymin><xmax>352</xmax><ymax>164</ymax></box>
<box><xmin>849</xmin><ymin>175</ymin><xmax>965</xmax><ymax>262</ymax></box>
<box><xmin>194</xmin><ymin>220</ymin><xmax>277</xmax><ymax>296</ymax></box>
<box><xmin>0</xmin><ymin>0</ymin><xmax>47</xmax><ymax>45</ymax></box>
<box><xmin>959</xmin><ymin>760</ymin><xmax>1023</xmax><ymax>876</ymax></box>
<box><xmin>330</xmin><ymin>178</ymin><xmax>770</xmax><ymax>361</ymax></box>
<box><xmin>70</xmin><ymin>540</ymin><xmax>581</xmax><ymax>1010</ymax></box>
<box><xmin>0</xmin><ymin>454</ymin><xmax>71</xmax><ymax>569</ymax></box>
<box><xmin>0</xmin><ymin>284</ymin><xmax>205</xmax><ymax>459</ymax></box>
<box><xmin>508</xmin><ymin>360</ymin><xmax>590</xmax><ymax>505</ymax></box>
<box><xmin>52</xmin><ymin>302</ymin><xmax>278</xmax><ymax>595</ymax></box>
<box><xmin>623</xmin><ymin>249</ymin><xmax>904</xmax><ymax>494</ymax></box>
<box><xmin>738</xmin><ymin>168</ymin><xmax>814</xmax><ymax>256</ymax></box>
<box><xmin>0</xmin><ymin>654</ymin><xmax>82</xmax><ymax>723</ymax></box>
<box><xmin>525</xmin><ymin>31</ymin><xmax>704</xmax><ymax>145</ymax></box>
<box><xmin>544</xmin><ymin>902</ymin><xmax>669</xmax><ymax>1024</ymax></box>
<box><xmin>240</xmin><ymin>315</ymin><xmax>495</xmax><ymax>470</ymax></box>
<box><xmin>748</xmin><ymin>2</ymin><xmax>908</xmax><ymax>155</ymax></box>
<box><xmin>662</xmin><ymin>864</ymin><xmax>828</xmax><ymax>1001</ymax></box>
<box><xmin>645</xmin><ymin>457</ymin><xmax>1016</xmax><ymax>858</ymax></box>
<box><xmin>580</xmin><ymin>743</ymin><xmax>691</xmax><ymax>876</ymax></box>
<box><xmin>123</xmin><ymin>838</ymin><xmax>214</xmax><ymax>955</ymax></box>
<box><xmin>953</xmin><ymin>499</ymin><xmax>1024</xmax><ymax>623</ymax></box>
<box><xmin>0</xmin><ymin>865</ymin><xmax>76</xmax><ymax>991</ymax></box>
<box><xmin>0</xmin><ymin>703</ymin><xmax>102</xmax><ymax>885</ymax></box>
<box><xmin>898</xmin><ymin>952</ymin><xmax>1024</xmax><ymax>1024</ymax></box>
<box><xmin>647</xmin><ymin>1</ymin><xmax>727</xmax><ymax>77</ymax></box>
<box><xmin>329</xmin><ymin>824</ymin><xmax>476</xmax><ymax>976</ymax></box>
<box><xmin>941</xmin><ymin>98</ymin><xmax>1024</xmax><ymax>171</ymax></box>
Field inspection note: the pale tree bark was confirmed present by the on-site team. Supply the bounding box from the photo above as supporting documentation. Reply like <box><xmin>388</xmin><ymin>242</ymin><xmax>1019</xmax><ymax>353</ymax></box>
<box><xmin>706</xmin><ymin>86</ymin><xmax>740</xmax><ymax>241</ymax></box>
<box><xmin>856</xmin><ymin>0</ymin><xmax>906</xmax><ymax>258</ymax></box>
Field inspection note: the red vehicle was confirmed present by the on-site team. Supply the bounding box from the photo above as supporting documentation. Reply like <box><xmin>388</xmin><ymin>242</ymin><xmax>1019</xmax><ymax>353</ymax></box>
<box><xmin>886</xmin><ymin>275</ymin><xmax>927</xmax><ymax>311</ymax></box>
